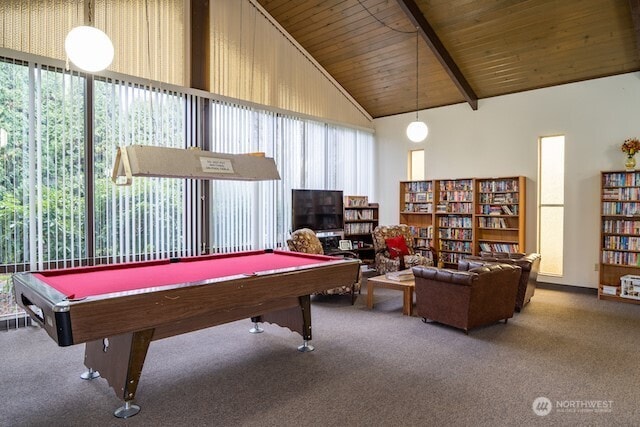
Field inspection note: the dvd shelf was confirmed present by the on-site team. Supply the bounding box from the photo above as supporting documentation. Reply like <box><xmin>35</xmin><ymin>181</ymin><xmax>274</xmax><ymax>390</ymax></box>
<box><xmin>400</xmin><ymin>181</ymin><xmax>435</xmax><ymax>262</ymax></box>
<box><xmin>399</xmin><ymin>177</ymin><xmax>526</xmax><ymax>268</ymax></box>
<box><xmin>599</xmin><ymin>171</ymin><xmax>640</xmax><ymax>304</ymax></box>
<box><xmin>475</xmin><ymin>176</ymin><xmax>525</xmax><ymax>255</ymax></box>
<box><xmin>343</xmin><ymin>197</ymin><xmax>379</xmax><ymax>265</ymax></box>
<box><xmin>435</xmin><ymin>179</ymin><xmax>474</xmax><ymax>266</ymax></box>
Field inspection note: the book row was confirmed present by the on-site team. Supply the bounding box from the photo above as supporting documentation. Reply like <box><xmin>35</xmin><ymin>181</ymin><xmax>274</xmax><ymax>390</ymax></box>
<box><xmin>404</xmin><ymin>181</ymin><xmax>432</xmax><ymax>192</ymax></box>
<box><xmin>344</xmin><ymin>209</ymin><xmax>375</xmax><ymax>220</ymax></box>
<box><xmin>438</xmin><ymin>228</ymin><xmax>473</xmax><ymax>240</ymax></box>
<box><xmin>479</xmin><ymin>242</ymin><xmax>520</xmax><ymax>253</ymax></box>
<box><xmin>438</xmin><ymin>216</ymin><xmax>473</xmax><ymax>228</ymax></box>
<box><xmin>602</xmin><ymin>250</ymin><xmax>640</xmax><ymax>266</ymax></box>
<box><xmin>439</xmin><ymin>191</ymin><xmax>473</xmax><ymax>202</ymax></box>
<box><xmin>414</xmin><ymin>238</ymin><xmax>432</xmax><ymax>248</ymax></box>
<box><xmin>478</xmin><ymin>217</ymin><xmax>511</xmax><ymax>229</ymax></box>
<box><xmin>436</xmin><ymin>202</ymin><xmax>473</xmax><ymax>214</ymax></box>
<box><xmin>344</xmin><ymin>222</ymin><xmax>374</xmax><ymax>235</ymax></box>
<box><xmin>602</xmin><ymin>187</ymin><xmax>640</xmax><ymax>201</ymax></box>
<box><xmin>440</xmin><ymin>252</ymin><xmax>464</xmax><ymax>265</ymax></box>
<box><xmin>477</xmin><ymin>180</ymin><xmax>519</xmax><ymax>193</ymax></box>
<box><xmin>477</xmin><ymin>193</ymin><xmax>519</xmax><ymax>203</ymax></box>
<box><xmin>404</xmin><ymin>192</ymin><xmax>432</xmax><ymax>203</ymax></box>
<box><xmin>602</xmin><ymin>219</ymin><xmax>640</xmax><ymax>234</ymax></box>
<box><xmin>440</xmin><ymin>241</ymin><xmax>472</xmax><ymax>253</ymax></box>
<box><xmin>602</xmin><ymin>172</ymin><xmax>640</xmax><ymax>188</ymax></box>
<box><xmin>438</xmin><ymin>179</ymin><xmax>473</xmax><ymax>191</ymax></box>
<box><xmin>602</xmin><ymin>236</ymin><xmax>640</xmax><ymax>251</ymax></box>
<box><xmin>602</xmin><ymin>202</ymin><xmax>640</xmax><ymax>216</ymax></box>
<box><xmin>477</xmin><ymin>204</ymin><xmax>519</xmax><ymax>215</ymax></box>
<box><xmin>344</xmin><ymin>196</ymin><xmax>368</xmax><ymax>207</ymax></box>
<box><xmin>403</xmin><ymin>203</ymin><xmax>433</xmax><ymax>213</ymax></box>
<box><xmin>409</xmin><ymin>226</ymin><xmax>433</xmax><ymax>238</ymax></box>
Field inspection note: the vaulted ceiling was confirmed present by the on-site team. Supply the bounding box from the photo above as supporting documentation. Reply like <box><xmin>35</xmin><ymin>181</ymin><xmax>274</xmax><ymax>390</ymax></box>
<box><xmin>255</xmin><ymin>0</ymin><xmax>640</xmax><ymax>118</ymax></box>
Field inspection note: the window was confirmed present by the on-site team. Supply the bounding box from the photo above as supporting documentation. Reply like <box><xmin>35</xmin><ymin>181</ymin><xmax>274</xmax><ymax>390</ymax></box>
<box><xmin>93</xmin><ymin>79</ymin><xmax>197</xmax><ymax>262</ymax></box>
<box><xmin>0</xmin><ymin>52</ymin><xmax>375</xmax><ymax>279</ymax></box>
<box><xmin>538</xmin><ymin>135</ymin><xmax>565</xmax><ymax>276</ymax></box>
<box><xmin>409</xmin><ymin>149</ymin><xmax>425</xmax><ymax>180</ymax></box>
<box><xmin>0</xmin><ymin>59</ymin><xmax>86</xmax><ymax>271</ymax></box>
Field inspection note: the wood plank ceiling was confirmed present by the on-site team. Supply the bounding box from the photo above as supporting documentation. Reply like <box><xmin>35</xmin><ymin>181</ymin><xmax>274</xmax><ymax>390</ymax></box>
<box><xmin>255</xmin><ymin>0</ymin><xmax>640</xmax><ymax>118</ymax></box>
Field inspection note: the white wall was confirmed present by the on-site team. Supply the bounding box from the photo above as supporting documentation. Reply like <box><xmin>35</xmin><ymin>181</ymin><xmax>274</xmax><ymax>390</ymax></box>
<box><xmin>374</xmin><ymin>72</ymin><xmax>640</xmax><ymax>288</ymax></box>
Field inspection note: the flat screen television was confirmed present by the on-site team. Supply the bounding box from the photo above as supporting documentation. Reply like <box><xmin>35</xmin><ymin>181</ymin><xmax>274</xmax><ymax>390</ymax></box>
<box><xmin>291</xmin><ymin>189</ymin><xmax>344</xmax><ymax>236</ymax></box>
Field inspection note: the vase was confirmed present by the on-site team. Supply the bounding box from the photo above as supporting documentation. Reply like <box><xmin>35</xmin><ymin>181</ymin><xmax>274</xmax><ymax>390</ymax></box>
<box><xmin>625</xmin><ymin>154</ymin><xmax>636</xmax><ymax>171</ymax></box>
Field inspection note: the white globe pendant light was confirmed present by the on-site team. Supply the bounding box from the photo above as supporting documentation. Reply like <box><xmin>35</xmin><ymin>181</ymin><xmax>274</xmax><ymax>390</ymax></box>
<box><xmin>406</xmin><ymin>31</ymin><xmax>428</xmax><ymax>143</ymax></box>
<box><xmin>407</xmin><ymin>119</ymin><xmax>428</xmax><ymax>142</ymax></box>
<box><xmin>65</xmin><ymin>25</ymin><xmax>114</xmax><ymax>73</ymax></box>
<box><xmin>65</xmin><ymin>2</ymin><xmax>113</xmax><ymax>73</ymax></box>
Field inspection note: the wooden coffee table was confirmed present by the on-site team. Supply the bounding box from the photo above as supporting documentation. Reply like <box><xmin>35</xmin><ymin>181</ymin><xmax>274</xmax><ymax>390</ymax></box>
<box><xmin>366</xmin><ymin>274</ymin><xmax>415</xmax><ymax>316</ymax></box>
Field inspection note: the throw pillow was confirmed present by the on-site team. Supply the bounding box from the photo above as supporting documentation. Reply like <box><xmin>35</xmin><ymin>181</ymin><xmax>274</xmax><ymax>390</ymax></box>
<box><xmin>385</xmin><ymin>236</ymin><xmax>410</xmax><ymax>259</ymax></box>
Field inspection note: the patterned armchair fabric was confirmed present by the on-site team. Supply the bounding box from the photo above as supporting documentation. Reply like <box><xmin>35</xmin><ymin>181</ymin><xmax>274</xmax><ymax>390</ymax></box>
<box><xmin>371</xmin><ymin>225</ymin><xmax>433</xmax><ymax>274</ymax></box>
<box><xmin>287</xmin><ymin>228</ymin><xmax>361</xmax><ymax>303</ymax></box>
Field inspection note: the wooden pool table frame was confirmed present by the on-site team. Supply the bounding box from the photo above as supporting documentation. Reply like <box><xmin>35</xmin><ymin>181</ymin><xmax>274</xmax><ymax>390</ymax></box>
<box><xmin>13</xmin><ymin>250</ymin><xmax>360</xmax><ymax>417</ymax></box>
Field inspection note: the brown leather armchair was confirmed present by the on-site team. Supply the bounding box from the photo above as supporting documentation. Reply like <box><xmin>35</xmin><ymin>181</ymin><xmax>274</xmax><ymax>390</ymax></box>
<box><xmin>413</xmin><ymin>263</ymin><xmax>521</xmax><ymax>333</ymax></box>
<box><xmin>371</xmin><ymin>225</ymin><xmax>432</xmax><ymax>274</ymax></box>
<box><xmin>287</xmin><ymin>228</ymin><xmax>361</xmax><ymax>304</ymax></box>
<box><xmin>460</xmin><ymin>252</ymin><xmax>541</xmax><ymax>311</ymax></box>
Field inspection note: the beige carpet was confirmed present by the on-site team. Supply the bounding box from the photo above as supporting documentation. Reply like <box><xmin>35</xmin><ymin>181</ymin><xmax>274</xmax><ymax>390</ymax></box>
<box><xmin>1</xmin><ymin>283</ymin><xmax>638</xmax><ymax>426</ymax></box>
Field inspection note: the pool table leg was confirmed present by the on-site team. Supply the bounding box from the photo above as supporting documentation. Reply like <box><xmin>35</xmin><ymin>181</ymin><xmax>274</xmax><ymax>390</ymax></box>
<box><xmin>251</xmin><ymin>295</ymin><xmax>314</xmax><ymax>352</ymax></box>
<box><xmin>84</xmin><ymin>328</ymin><xmax>154</xmax><ymax>418</ymax></box>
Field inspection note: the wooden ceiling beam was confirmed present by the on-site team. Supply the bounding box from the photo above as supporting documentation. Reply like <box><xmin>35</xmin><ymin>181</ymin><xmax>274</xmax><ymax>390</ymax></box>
<box><xmin>630</xmin><ymin>0</ymin><xmax>640</xmax><ymax>57</ymax></box>
<box><xmin>395</xmin><ymin>0</ymin><xmax>478</xmax><ymax>110</ymax></box>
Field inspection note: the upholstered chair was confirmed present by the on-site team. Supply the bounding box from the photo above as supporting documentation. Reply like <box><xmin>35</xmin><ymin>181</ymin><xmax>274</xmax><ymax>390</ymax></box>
<box><xmin>371</xmin><ymin>225</ymin><xmax>432</xmax><ymax>274</ymax></box>
<box><xmin>413</xmin><ymin>263</ymin><xmax>521</xmax><ymax>333</ymax></box>
<box><xmin>460</xmin><ymin>252</ymin><xmax>541</xmax><ymax>311</ymax></box>
<box><xmin>287</xmin><ymin>228</ymin><xmax>361</xmax><ymax>304</ymax></box>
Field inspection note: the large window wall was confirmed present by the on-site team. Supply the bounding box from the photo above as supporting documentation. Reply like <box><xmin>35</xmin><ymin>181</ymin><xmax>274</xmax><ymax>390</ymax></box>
<box><xmin>0</xmin><ymin>53</ymin><xmax>375</xmax><ymax>281</ymax></box>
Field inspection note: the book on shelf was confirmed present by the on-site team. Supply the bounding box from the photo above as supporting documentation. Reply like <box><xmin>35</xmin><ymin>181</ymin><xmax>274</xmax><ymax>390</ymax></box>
<box><xmin>344</xmin><ymin>196</ymin><xmax>368</xmax><ymax>207</ymax></box>
<box><xmin>479</xmin><ymin>242</ymin><xmax>519</xmax><ymax>252</ymax></box>
<box><xmin>501</xmin><ymin>205</ymin><xmax>514</xmax><ymax>215</ymax></box>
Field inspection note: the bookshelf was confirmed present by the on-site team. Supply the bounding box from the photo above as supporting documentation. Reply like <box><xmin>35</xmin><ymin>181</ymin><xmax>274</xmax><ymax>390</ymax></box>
<box><xmin>435</xmin><ymin>179</ymin><xmax>474</xmax><ymax>266</ymax></box>
<box><xmin>399</xmin><ymin>181</ymin><xmax>434</xmax><ymax>261</ymax></box>
<box><xmin>344</xmin><ymin>196</ymin><xmax>379</xmax><ymax>265</ymax></box>
<box><xmin>599</xmin><ymin>171</ymin><xmax>640</xmax><ymax>304</ymax></box>
<box><xmin>475</xmin><ymin>176</ymin><xmax>525</xmax><ymax>254</ymax></box>
<box><xmin>399</xmin><ymin>176</ymin><xmax>526</xmax><ymax>268</ymax></box>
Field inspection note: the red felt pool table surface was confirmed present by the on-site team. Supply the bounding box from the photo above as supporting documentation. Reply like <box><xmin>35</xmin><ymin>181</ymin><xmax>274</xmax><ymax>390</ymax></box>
<box><xmin>33</xmin><ymin>250</ymin><xmax>335</xmax><ymax>299</ymax></box>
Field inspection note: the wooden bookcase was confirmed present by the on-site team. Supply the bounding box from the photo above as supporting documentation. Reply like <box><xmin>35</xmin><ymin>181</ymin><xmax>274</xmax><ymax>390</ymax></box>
<box><xmin>399</xmin><ymin>181</ymin><xmax>434</xmax><ymax>261</ymax></box>
<box><xmin>599</xmin><ymin>171</ymin><xmax>640</xmax><ymax>304</ymax></box>
<box><xmin>399</xmin><ymin>176</ymin><xmax>526</xmax><ymax>268</ymax></box>
<box><xmin>344</xmin><ymin>196</ymin><xmax>379</xmax><ymax>265</ymax></box>
<box><xmin>435</xmin><ymin>179</ymin><xmax>474</xmax><ymax>267</ymax></box>
<box><xmin>475</xmin><ymin>176</ymin><xmax>525</xmax><ymax>254</ymax></box>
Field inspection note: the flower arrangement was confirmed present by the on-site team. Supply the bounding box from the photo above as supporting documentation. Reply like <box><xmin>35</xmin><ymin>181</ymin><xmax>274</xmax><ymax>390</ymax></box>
<box><xmin>621</xmin><ymin>138</ymin><xmax>640</xmax><ymax>156</ymax></box>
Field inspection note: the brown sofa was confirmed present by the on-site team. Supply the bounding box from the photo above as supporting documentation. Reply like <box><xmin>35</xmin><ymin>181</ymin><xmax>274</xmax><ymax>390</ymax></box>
<box><xmin>460</xmin><ymin>252</ymin><xmax>541</xmax><ymax>312</ymax></box>
<box><xmin>413</xmin><ymin>263</ymin><xmax>521</xmax><ymax>333</ymax></box>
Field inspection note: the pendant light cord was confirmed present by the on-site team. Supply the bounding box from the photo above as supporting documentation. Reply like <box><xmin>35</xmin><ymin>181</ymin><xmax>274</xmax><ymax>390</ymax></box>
<box><xmin>415</xmin><ymin>30</ymin><xmax>419</xmax><ymax>120</ymax></box>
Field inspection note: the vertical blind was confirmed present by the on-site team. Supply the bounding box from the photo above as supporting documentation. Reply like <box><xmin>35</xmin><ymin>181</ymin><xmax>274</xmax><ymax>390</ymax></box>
<box><xmin>0</xmin><ymin>58</ymin><xmax>86</xmax><ymax>271</ymax></box>
<box><xmin>0</xmin><ymin>0</ymin><xmax>186</xmax><ymax>86</ymax></box>
<box><xmin>0</xmin><ymin>54</ymin><xmax>375</xmax><ymax>273</ymax></box>
<box><xmin>92</xmin><ymin>78</ymin><xmax>198</xmax><ymax>263</ymax></box>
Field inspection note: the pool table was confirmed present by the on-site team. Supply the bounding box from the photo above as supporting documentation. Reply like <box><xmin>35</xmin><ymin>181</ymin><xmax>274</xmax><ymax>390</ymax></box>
<box><xmin>13</xmin><ymin>249</ymin><xmax>360</xmax><ymax>418</ymax></box>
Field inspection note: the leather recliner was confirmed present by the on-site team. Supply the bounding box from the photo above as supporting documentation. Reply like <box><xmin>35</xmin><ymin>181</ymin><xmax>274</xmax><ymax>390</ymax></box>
<box><xmin>460</xmin><ymin>252</ymin><xmax>541</xmax><ymax>311</ymax></box>
<box><xmin>413</xmin><ymin>263</ymin><xmax>521</xmax><ymax>333</ymax></box>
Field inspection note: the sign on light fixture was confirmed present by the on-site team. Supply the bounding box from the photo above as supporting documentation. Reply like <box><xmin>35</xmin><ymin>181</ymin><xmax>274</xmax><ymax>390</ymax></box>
<box><xmin>65</xmin><ymin>1</ymin><xmax>114</xmax><ymax>73</ymax></box>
